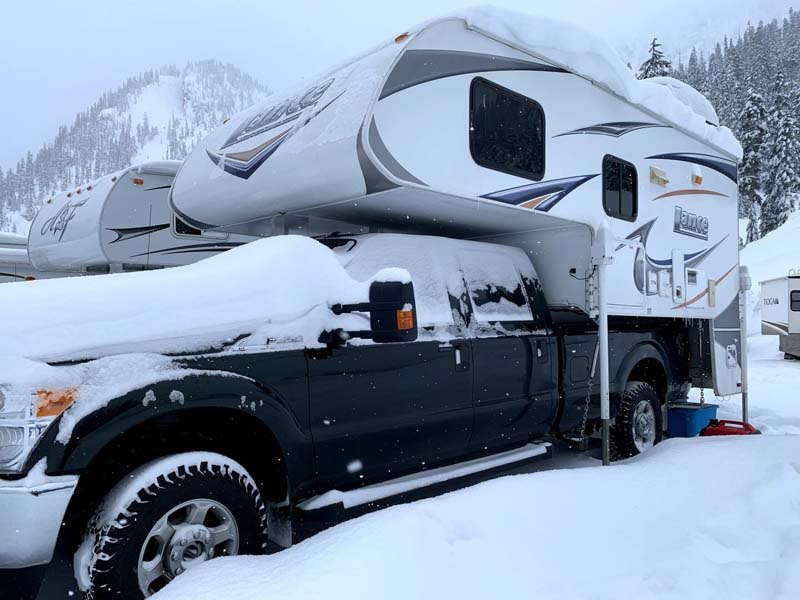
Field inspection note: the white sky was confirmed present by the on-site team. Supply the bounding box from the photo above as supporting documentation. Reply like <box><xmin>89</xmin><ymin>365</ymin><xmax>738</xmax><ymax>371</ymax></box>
<box><xmin>0</xmin><ymin>0</ymin><xmax>793</xmax><ymax>168</ymax></box>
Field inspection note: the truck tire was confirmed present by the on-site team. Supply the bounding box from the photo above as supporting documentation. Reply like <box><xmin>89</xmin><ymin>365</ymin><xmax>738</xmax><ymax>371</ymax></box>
<box><xmin>75</xmin><ymin>452</ymin><xmax>269</xmax><ymax>599</ymax></box>
<box><xmin>610</xmin><ymin>381</ymin><xmax>663</xmax><ymax>460</ymax></box>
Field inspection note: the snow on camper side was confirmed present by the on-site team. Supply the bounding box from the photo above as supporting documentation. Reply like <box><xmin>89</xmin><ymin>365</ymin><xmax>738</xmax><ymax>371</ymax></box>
<box><xmin>171</xmin><ymin>11</ymin><xmax>743</xmax><ymax>396</ymax></box>
<box><xmin>760</xmin><ymin>272</ymin><xmax>800</xmax><ymax>359</ymax></box>
<box><xmin>27</xmin><ymin>161</ymin><xmax>258</xmax><ymax>274</ymax></box>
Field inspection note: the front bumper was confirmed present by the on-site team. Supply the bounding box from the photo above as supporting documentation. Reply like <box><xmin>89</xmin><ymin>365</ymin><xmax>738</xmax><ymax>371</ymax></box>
<box><xmin>0</xmin><ymin>473</ymin><xmax>78</xmax><ymax>569</ymax></box>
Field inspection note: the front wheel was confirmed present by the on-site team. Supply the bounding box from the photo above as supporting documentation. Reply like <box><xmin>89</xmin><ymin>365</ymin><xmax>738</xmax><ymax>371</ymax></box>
<box><xmin>610</xmin><ymin>381</ymin><xmax>663</xmax><ymax>460</ymax></box>
<box><xmin>75</xmin><ymin>452</ymin><xmax>269</xmax><ymax>599</ymax></box>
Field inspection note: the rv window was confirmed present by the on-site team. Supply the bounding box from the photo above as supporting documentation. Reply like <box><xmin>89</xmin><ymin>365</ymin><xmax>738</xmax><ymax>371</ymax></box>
<box><xmin>791</xmin><ymin>290</ymin><xmax>800</xmax><ymax>312</ymax></box>
<box><xmin>469</xmin><ymin>78</ymin><xmax>545</xmax><ymax>181</ymax></box>
<box><xmin>602</xmin><ymin>155</ymin><xmax>637</xmax><ymax>221</ymax></box>
<box><xmin>175</xmin><ymin>217</ymin><xmax>202</xmax><ymax>236</ymax></box>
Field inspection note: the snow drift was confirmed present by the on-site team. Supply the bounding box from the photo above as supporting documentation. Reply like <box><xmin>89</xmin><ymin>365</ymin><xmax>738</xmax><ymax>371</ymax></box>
<box><xmin>152</xmin><ymin>435</ymin><xmax>800</xmax><ymax>600</ymax></box>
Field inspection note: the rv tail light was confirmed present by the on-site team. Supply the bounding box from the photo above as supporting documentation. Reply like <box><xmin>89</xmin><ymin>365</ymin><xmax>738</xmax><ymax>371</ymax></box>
<box><xmin>132</xmin><ymin>178</ymin><xmax>144</xmax><ymax>185</ymax></box>
<box><xmin>24</xmin><ymin>276</ymin><xmax>36</xmax><ymax>281</ymax></box>
<box><xmin>35</xmin><ymin>388</ymin><xmax>77</xmax><ymax>418</ymax></box>
<box><xmin>394</xmin><ymin>32</ymin><xmax>409</xmax><ymax>43</ymax></box>
<box><xmin>396</xmin><ymin>308</ymin><xmax>415</xmax><ymax>331</ymax></box>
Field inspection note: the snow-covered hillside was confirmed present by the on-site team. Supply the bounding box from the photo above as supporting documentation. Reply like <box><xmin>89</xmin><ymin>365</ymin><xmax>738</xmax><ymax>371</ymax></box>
<box><xmin>0</xmin><ymin>61</ymin><xmax>269</xmax><ymax>234</ymax></box>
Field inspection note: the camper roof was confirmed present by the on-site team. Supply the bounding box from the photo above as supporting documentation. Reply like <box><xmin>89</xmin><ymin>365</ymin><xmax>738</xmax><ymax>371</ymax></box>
<box><xmin>417</xmin><ymin>8</ymin><xmax>739</xmax><ymax>158</ymax></box>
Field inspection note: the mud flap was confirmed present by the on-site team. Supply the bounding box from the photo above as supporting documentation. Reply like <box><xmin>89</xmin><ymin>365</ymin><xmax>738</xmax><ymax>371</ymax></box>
<box><xmin>710</xmin><ymin>296</ymin><xmax>743</xmax><ymax>396</ymax></box>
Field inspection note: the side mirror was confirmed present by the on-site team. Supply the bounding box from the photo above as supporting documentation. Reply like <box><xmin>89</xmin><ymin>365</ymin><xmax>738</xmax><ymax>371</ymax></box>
<box><xmin>328</xmin><ymin>280</ymin><xmax>418</xmax><ymax>344</ymax></box>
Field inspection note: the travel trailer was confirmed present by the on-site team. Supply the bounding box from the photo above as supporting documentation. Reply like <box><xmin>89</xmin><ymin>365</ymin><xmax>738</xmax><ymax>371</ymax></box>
<box><xmin>27</xmin><ymin>161</ymin><xmax>259</xmax><ymax>274</ymax></box>
<box><xmin>760</xmin><ymin>271</ymin><xmax>800</xmax><ymax>359</ymax></box>
<box><xmin>171</xmin><ymin>13</ymin><xmax>744</xmax><ymax>397</ymax></box>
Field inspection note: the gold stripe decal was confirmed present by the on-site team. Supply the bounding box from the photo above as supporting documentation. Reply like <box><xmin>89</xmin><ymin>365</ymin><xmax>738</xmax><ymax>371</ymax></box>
<box><xmin>653</xmin><ymin>189</ymin><xmax>728</xmax><ymax>201</ymax></box>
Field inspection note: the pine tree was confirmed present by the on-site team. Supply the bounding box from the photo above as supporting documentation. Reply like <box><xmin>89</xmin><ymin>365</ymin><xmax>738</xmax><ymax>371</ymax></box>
<box><xmin>738</xmin><ymin>90</ymin><xmax>768</xmax><ymax>240</ymax></box>
<box><xmin>762</xmin><ymin>72</ymin><xmax>800</xmax><ymax>235</ymax></box>
<box><xmin>638</xmin><ymin>38</ymin><xmax>673</xmax><ymax>79</ymax></box>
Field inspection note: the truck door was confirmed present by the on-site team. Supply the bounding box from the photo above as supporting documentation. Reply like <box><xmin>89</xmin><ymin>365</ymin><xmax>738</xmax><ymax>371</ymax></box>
<box><xmin>458</xmin><ymin>250</ymin><xmax>558</xmax><ymax>453</ymax></box>
<box><xmin>308</xmin><ymin>249</ymin><xmax>473</xmax><ymax>489</ymax></box>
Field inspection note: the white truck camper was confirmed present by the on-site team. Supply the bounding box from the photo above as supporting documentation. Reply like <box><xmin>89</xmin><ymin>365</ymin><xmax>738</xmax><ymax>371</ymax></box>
<box><xmin>760</xmin><ymin>272</ymin><xmax>800</xmax><ymax>359</ymax></box>
<box><xmin>170</xmin><ymin>11</ymin><xmax>745</xmax><ymax>399</ymax></box>
<box><xmin>26</xmin><ymin>161</ymin><xmax>258</xmax><ymax>274</ymax></box>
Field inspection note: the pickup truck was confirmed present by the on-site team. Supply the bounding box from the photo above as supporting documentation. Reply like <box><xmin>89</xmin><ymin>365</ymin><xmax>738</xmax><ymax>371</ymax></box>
<box><xmin>0</xmin><ymin>233</ymin><xmax>692</xmax><ymax>599</ymax></box>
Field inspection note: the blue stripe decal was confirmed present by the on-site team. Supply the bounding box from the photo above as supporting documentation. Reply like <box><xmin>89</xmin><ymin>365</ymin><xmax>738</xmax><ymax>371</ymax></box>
<box><xmin>646</xmin><ymin>153</ymin><xmax>738</xmax><ymax>183</ymax></box>
<box><xmin>481</xmin><ymin>174</ymin><xmax>598</xmax><ymax>211</ymax></box>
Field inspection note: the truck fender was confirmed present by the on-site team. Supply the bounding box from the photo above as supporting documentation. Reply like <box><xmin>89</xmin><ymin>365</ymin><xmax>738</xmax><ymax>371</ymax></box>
<box><xmin>611</xmin><ymin>341</ymin><xmax>670</xmax><ymax>403</ymax></box>
<box><xmin>28</xmin><ymin>374</ymin><xmax>314</xmax><ymax>504</ymax></box>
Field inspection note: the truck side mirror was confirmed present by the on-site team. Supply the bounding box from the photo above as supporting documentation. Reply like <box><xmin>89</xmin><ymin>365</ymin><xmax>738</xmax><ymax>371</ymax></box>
<box><xmin>328</xmin><ymin>280</ymin><xmax>418</xmax><ymax>344</ymax></box>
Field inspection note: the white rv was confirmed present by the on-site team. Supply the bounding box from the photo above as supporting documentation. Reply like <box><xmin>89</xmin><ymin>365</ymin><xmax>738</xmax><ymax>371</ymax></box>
<box><xmin>27</xmin><ymin>161</ymin><xmax>258</xmax><ymax>274</ymax></box>
<box><xmin>760</xmin><ymin>272</ymin><xmax>800</xmax><ymax>358</ymax></box>
<box><xmin>170</xmin><ymin>11</ymin><xmax>743</xmax><ymax>397</ymax></box>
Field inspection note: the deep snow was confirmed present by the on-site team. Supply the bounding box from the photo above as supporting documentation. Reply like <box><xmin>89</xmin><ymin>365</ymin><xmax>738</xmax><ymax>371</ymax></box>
<box><xmin>153</xmin><ymin>391</ymin><xmax>800</xmax><ymax>600</ymax></box>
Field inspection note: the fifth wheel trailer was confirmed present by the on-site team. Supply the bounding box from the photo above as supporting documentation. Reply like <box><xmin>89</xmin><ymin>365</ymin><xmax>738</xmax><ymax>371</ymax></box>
<box><xmin>170</xmin><ymin>12</ymin><xmax>744</xmax><ymax>398</ymax></box>
<box><xmin>760</xmin><ymin>272</ymin><xmax>800</xmax><ymax>359</ymax></box>
<box><xmin>26</xmin><ymin>161</ymin><xmax>259</xmax><ymax>274</ymax></box>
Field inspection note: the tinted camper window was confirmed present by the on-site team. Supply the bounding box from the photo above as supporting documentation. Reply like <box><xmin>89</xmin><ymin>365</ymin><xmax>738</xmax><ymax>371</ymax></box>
<box><xmin>791</xmin><ymin>290</ymin><xmax>800</xmax><ymax>312</ymax></box>
<box><xmin>175</xmin><ymin>217</ymin><xmax>202</xmax><ymax>236</ymax></box>
<box><xmin>470</xmin><ymin>78</ymin><xmax>545</xmax><ymax>181</ymax></box>
<box><xmin>603</xmin><ymin>156</ymin><xmax>637</xmax><ymax>221</ymax></box>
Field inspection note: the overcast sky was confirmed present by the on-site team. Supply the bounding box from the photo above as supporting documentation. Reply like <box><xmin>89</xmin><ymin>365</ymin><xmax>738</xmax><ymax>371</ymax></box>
<box><xmin>1</xmin><ymin>0</ymin><xmax>793</xmax><ymax>167</ymax></box>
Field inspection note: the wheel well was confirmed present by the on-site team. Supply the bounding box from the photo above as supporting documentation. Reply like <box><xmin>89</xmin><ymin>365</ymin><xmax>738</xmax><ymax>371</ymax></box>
<box><xmin>55</xmin><ymin>408</ymin><xmax>288</xmax><ymax>555</ymax></box>
<box><xmin>627</xmin><ymin>357</ymin><xmax>668</xmax><ymax>402</ymax></box>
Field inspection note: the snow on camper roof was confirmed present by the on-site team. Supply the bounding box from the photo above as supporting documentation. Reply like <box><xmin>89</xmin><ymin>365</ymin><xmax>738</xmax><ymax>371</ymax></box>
<box><xmin>432</xmin><ymin>6</ymin><xmax>741</xmax><ymax>158</ymax></box>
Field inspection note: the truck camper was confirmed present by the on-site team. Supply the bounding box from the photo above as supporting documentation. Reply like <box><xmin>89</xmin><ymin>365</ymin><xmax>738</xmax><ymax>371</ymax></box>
<box><xmin>27</xmin><ymin>161</ymin><xmax>259</xmax><ymax>274</ymax></box>
<box><xmin>171</xmin><ymin>11</ymin><xmax>744</xmax><ymax>397</ymax></box>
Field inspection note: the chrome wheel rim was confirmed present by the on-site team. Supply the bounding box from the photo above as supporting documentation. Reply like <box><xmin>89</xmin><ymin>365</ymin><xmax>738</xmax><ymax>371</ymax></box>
<box><xmin>137</xmin><ymin>498</ymin><xmax>239</xmax><ymax>596</ymax></box>
<box><xmin>632</xmin><ymin>400</ymin><xmax>657</xmax><ymax>453</ymax></box>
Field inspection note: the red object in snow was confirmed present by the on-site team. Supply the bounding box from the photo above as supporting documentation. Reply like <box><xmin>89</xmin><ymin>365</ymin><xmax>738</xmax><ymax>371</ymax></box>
<box><xmin>700</xmin><ymin>419</ymin><xmax>761</xmax><ymax>436</ymax></box>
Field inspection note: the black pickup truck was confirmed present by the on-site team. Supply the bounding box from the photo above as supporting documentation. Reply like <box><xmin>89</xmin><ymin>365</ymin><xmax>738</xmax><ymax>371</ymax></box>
<box><xmin>0</xmin><ymin>233</ymin><xmax>696</xmax><ymax>599</ymax></box>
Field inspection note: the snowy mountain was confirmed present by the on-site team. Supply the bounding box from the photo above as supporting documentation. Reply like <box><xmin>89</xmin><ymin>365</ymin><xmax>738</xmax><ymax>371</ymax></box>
<box><xmin>0</xmin><ymin>61</ymin><xmax>269</xmax><ymax>234</ymax></box>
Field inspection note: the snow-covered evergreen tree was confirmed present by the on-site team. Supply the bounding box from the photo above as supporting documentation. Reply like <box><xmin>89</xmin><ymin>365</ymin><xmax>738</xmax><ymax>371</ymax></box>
<box><xmin>638</xmin><ymin>38</ymin><xmax>672</xmax><ymax>79</ymax></box>
<box><xmin>737</xmin><ymin>90</ymin><xmax>768</xmax><ymax>241</ymax></box>
<box><xmin>761</xmin><ymin>72</ymin><xmax>800</xmax><ymax>235</ymax></box>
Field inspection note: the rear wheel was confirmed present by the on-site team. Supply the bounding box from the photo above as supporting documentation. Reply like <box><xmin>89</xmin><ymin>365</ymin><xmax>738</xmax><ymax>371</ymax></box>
<box><xmin>75</xmin><ymin>452</ymin><xmax>269</xmax><ymax>599</ymax></box>
<box><xmin>610</xmin><ymin>381</ymin><xmax>663</xmax><ymax>460</ymax></box>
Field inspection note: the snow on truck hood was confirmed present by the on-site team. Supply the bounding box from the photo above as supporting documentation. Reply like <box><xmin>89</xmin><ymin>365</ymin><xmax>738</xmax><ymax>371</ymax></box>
<box><xmin>0</xmin><ymin>236</ymin><xmax>408</xmax><ymax>441</ymax></box>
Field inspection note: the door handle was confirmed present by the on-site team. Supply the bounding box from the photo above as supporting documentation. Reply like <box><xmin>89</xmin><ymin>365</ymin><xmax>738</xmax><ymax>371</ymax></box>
<box><xmin>452</xmin><ymin>341</ymin><xmax>469</xmax><ymax>371</ymax></box>
<box><xmin>535</xmin><ymin>338</ymin><xmax>549</xmax><ymax>363</ymax></box>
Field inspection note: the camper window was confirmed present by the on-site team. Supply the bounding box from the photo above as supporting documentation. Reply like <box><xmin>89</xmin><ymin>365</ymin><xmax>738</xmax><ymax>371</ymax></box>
<box><xmin>791</xmin><ymin>290</ymin><xmax>800</xmax><ymax>312</ymax></box>
<box><xmin>175</xmin><ymin>217</ymin><xmax>202</xmax><ymax>236</ymax></box>
<box><xmin>469</xmin><ymin>77</ymin><xmax>545</xmax><ymax>182</ymax></box>
<box><xmin>602</xmin><ymin>155</ymin><xmax>637</xmax><ymax>221</ymax></box>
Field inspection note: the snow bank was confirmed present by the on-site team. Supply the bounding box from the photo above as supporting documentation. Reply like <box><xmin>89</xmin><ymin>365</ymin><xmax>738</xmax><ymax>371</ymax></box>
<box><xmin>444</xmin><ymin>6</ymin><xmax>741</xmax><ymax>158</ymax></box>
<box><xmin>742</xmin><ymin>210</ymin><xmax>800</xmax><ymax>286</ymax></box>
<box><xmin>153</xmin><ymin>435</ymin><xmax>800</xmax><ymax>600</ymax></box>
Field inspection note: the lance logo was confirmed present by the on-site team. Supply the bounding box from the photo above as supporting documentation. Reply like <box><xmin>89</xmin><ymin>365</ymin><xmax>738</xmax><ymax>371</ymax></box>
<box><xmin>674</xmin><ymin>206</ymin><xmax>709</xmax><ymax>240</ymax></box>
<box><xmin>41</xmin><ymin>197</ymin><xmax>89</xmax><ymax>241</ymax></box>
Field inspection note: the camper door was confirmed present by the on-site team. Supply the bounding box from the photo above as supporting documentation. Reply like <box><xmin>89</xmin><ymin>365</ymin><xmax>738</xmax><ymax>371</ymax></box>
<box><xmin>790</xmin><ymin>276</ymin><xmax>800</xmax><ymax>334</ymax></box>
